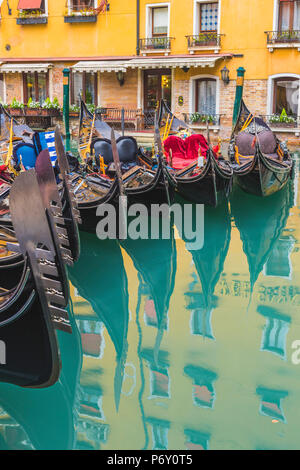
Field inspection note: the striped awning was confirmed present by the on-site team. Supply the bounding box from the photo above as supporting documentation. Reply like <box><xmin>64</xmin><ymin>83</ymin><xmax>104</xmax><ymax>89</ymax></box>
<box><xmin>0</xmin><ymin>63</ymin><xmax>52</xmax><ymax>73</ymax></box>
<box><xmin>72</xmin><ymin>55</ymin><xmax>227</xmax><ymax>73</ymax></box>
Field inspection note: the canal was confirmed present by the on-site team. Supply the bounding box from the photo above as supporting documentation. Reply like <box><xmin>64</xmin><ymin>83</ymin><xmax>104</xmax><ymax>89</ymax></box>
<box><xmin>0</xmin><ymin>155</ymin><xmax>299</xmax><ymax>450</ymax></box>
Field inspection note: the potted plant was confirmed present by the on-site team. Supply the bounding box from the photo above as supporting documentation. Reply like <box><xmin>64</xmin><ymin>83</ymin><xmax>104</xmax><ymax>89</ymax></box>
<box><xmin>64</xmin><ymin>6</ymin><xmax>98</xmax><ymax>23</ymax></box>
<box><xmin>41</xmin><ymin>97</ymin><xmax>61</xmax><ymax>116</ymax></box>
<box><xmin>269</xmin><ymin>108</ymin><xmax>296</xmax><ymax>128</ymax></box>
<box><xmin>26</xmin><ymin>97</ymin><xmax>41</xmax><ymax>116</ymax></box>
<box><xmin>17</xmin><ymin>9</ymin><xmax>48</xmax><ymax>25</ymax></box>
<box><xmin>69</xmin><ymin>103</ymin><xmax>80</xmax><ymax>117</ymax></box>
<box><xmin>9</xmin><ymin>98</ymin><xmax>25</xmax><ymax>116</ymax></box>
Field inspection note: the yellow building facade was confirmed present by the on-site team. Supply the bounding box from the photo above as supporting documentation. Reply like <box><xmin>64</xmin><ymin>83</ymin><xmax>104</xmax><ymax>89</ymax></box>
<box><xmin>0</xmin><ymin>0</ymin><xmax>299</xmax><ymax>146</ymax></box>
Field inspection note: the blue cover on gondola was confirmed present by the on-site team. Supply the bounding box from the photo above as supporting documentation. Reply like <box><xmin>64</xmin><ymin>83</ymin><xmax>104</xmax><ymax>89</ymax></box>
<box><xmin>38</xmin><ymin>131</ymin><xmax>57</xmax><ymax>166</ymax></box>
<box><xmin>13</xmin><ymin>143</ymin><xmax>37</xmax><ymax>170</ymax></box>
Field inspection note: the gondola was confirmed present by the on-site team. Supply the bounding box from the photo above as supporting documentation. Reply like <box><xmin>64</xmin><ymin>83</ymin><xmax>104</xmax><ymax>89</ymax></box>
<box><xmin>0</xmin><ymin>170</ymin><xmax>73</xmax><ymax>388</ymax></box>
<box><xmin>68</xmin><ymin>232</ymin><xmax>129</xmax><ymax>411</ymax></box>
<box><xmin>231</xmin><ymin>182</ymin><xmax>292</xmax><ymax>303</ymax></box>
<box><xmin>0</xmin><ymin>104</ymin><xmax>110</xmax><ymax>234</ymax></box>
<box><xmin>229</xmin><ymin>100</ymin><xmax>293</xmax><ymax>197</ymax></box>
<box><xmin>157</xmin><ymin>99</ymin><xmax>233</xmax><ymax>206</ymax></box>
<box><xmin>0</xmin><ymin>142</ymin><xmax>80</xmax><ymax>296</ymax></box>
<box><xmin>77</xmin><ymin>100</ymin><xmax>171</xmax><ymax>209</ymax></box>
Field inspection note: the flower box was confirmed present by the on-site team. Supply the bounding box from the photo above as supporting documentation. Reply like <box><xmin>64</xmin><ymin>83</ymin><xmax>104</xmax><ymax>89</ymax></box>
<box><xmin>64</xmin><ymin>15</ymin><xmax>97</xmax><ymax>23</ymax></box>
<box><xmin>9</xmin><ymin>108</ymin><xmax>24</xmax><ymax>116</ymax></box>
<box><xmin>17</xmin><ymin>17</ymin><xmax>48</xmax><ymax>25</ymax></box>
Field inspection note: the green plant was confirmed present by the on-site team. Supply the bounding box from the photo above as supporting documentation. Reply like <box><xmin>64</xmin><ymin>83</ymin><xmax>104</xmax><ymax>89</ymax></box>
<box><xmin>18</xmin><ymin>9</ymin><xmax>42</xmax><ymax>18</ymax></box>
<box><xmin>86</xmin><ymin>103</ymin><xmax>95</xmax><ymax>114</ymax></box>
<box><xmin>269</xmin><ymin>109</ymin><xmax>296</xmax><ymax>125</ymax></box>
<box><xmin>10</xmin><ymin>98</ymin><xmax>24</xmax><ymax>110</ymax></box>
<box><xmin>41</xmin><ymin>97</ymin><xmax>61</xmax><ymax>110</ymax></box>
<box><xmin>190</xmin><ymin>113</ymin><xmax>215</xmax><ymax>124</ymax></box>
<box><xmin>70</xmin><ymin>104</ymin><xmax>80</xmax><ymax>113</ymax></box>
<box><xmin>27</xmin><ymin>97</ymin><xmax>40</xmax><ymax>108</ymax></box>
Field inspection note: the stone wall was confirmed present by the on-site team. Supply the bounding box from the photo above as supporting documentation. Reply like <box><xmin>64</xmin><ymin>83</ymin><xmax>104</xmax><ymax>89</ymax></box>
<box><xmin>100</xmin><ymin>69</ymin><xmax>138</xmax><ymax>109</ymax></box>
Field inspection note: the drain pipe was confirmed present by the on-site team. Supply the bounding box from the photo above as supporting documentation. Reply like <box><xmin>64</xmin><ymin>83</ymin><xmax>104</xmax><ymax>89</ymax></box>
<box><xmin>136</xmin><ymin>0</ymin><xmax>140</xmax><ymax>56</ymax></box>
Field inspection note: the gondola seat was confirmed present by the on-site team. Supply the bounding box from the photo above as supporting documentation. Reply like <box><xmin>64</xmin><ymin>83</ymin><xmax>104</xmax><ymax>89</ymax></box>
<box><xmin>236</xmin><ymin>130</ymin><xmax>278</xmax><ymax>160</ymax></box>
<box><xmin>93</xmin><ymin>138</ymin><xmax>114</xmax><ymax>165</ymax></box>
<box><xmin>164</xmin><ymin>134</ymin><xmax>209</xmax><ymax>170</ymax></box>
<box><xmin>116</xmin><ymin>136</ymin><xmax>138</xmax><ymax>163</ymax></box>
<box><xmin>13</xmin><ymin>143</ymin><xmax>37</xmax><ymax>170</ymax></box>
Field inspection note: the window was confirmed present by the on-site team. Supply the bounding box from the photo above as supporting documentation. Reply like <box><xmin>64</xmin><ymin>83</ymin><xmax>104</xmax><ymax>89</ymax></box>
<box><xmin>199</xmin><ymin>2</ymin><xmax>219</xmax><ymax>32</ymax></box>
<box><xmin>195</xmin><ymin>78</ymin><xmax>217</xmax><ymax>114</ymax></box>
<box><xmin>256</xmin><ymin>387</ymin><xmax>288</xmax><ymax>422</ymax></box>
<box><xmin>152</xmin><ymin>7</ymin><xmax>168</xmax><ymax>36</ymax></box>
<box><xmin>70</xmin><ymin>72</ymin><xmax>98</xmax><ymax>106</ymax></box>
<box><xmin>184</xmin><ymin>365</ymin><xmax>217</xmax><ymax>409</ymax></box>
<box><xmin>190</xmin><ymin>308</ymin><xmax>215</xmax><ymax>339</ymax></box>
<box><xmin>278</xmin><ymin>0</ymin><xmax>300</xmax><ymax>31</ymax></box>
<box><xmin>23</xmin><ymin>72</ymin><xmax>49</xmax><ymax>104</ymax></box>
<box><xmin>264</xmin><ymin>236</ymin><xmax>295</xmax><ymax>278</ymax></box>
<box><xmin>273</xmin><ymin>77</ymin><xmax>299</xmax><ymax>116</ymax></box>
<box><xmin>70</xmin><ymin>0</ymin><xmax>96</xmax><ymax>13</ymax></box>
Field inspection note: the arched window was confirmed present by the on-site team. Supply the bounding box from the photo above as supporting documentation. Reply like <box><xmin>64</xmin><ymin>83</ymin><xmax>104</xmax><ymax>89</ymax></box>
<box><xmin>195</xmin><ymin>78</ymin><xmax>217</xmax><ymax>115</ymax></box>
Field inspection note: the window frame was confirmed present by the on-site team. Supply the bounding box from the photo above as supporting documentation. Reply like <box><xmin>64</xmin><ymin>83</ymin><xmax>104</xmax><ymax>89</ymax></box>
<box><xmin>193</xmin><ymin>0</ymin><xmax>220</xmax><ymax>35</ymax></box>
<box><xmin>68</xmin><ymin>0</ymin><xmax>97</xmax><ymax>15</ymax></box>
<box><xmin>70</xmin><ymin>71</ymin><xmax>98</xmax><ymax>106</ymax></box>
<box><xmin>267</xmin><ymin>73</ymin><xmax>300</xmax><ymax>121</ymax></box>
<box><xmin>22</xmin><ymin>71</ymin><xmax>49</xmax><ymax>104</ymax></box>
<box><xmin>278</xmin><ymin>0</ymin><xmax>300</xmax><ymax>31</ymax></box>
<box><xmin>146</xmin><ymin>3</ymin><xmax>170</xmax><ymax>39</ymax></box>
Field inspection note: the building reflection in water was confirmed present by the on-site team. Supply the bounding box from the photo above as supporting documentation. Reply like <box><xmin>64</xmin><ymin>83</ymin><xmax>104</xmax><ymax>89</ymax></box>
<box><xmin>0</xmin><ymin>175</ymin><xmax>299</xmax><ymax>449</ymax></box>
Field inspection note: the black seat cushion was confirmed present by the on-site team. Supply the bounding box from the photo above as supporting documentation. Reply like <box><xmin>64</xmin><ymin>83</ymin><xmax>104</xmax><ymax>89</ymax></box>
<box><xmin>116</xmin><ymin>136</ymin><xmax>138</xmax><ymax>163</ymax></box>
<box><xmin>92</xmin><ymin>138</ymin><xmax>113</xmax><ymax>165</ymax></box>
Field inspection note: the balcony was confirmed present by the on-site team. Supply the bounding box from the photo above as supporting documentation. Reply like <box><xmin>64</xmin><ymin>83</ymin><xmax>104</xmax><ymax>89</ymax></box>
<box><xmin>265</xmin><ymin>30</ymin><xmax>300</xmax><ymax>52</ymax></box>
<box><xmin>186</xmin><ymin>33</ymin><xmax>223</xmax><ymax>54</ymax></box>
<box><xmin>64</xmin><ymin>14</ymin><xmax>98</xmax><ymax>23</ymax></box>
<box><xmin>17</xmin><ymin>11</ymin><xmax>48</xmax><ymax>25</ymax></box>
<box><xmin>139</xmin><ymin>37</ymin><xmax>174</xmax><ymax>56</ymax></box>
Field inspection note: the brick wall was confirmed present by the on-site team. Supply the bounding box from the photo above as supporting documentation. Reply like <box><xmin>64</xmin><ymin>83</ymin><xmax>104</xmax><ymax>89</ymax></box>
<box><xmin>99</xmin><ymin>69</ymin><xmax>138</xmax><ymax>109</ymax></box>
<box><xmin>50</xmin><ymin>65</ymin><xmax>65</xmax><ymax>105</ymax></box>
<box><xmin>5</xmin><ymin>73</ymin><xmax>23</xmax><ymax>103</ymax></box>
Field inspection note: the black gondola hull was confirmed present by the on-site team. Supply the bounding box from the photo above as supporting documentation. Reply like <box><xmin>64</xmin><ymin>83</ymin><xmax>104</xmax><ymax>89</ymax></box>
<box><xmin>234</xmin><ymin>156</ymin><xmax>292</xmax><ymax>197</ymax></box>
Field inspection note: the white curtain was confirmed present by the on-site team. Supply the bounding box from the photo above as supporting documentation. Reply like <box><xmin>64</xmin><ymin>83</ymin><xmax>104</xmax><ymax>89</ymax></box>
<box><xmin>153</xmin><ymin>7</ymin><xmax>168</xmax><ymax>35</ymax></box>
<box><xmin>197</xmin><ymin>79</ymin><xmax>216</xmax><ymax>115</ymax></box>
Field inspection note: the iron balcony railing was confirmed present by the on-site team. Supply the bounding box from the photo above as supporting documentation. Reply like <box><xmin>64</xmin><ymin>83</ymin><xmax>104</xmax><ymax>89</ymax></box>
<box><xmin>186</xmin><ymin>33</ymin><xmax>223</xmax><ymax>48</ymax></box>
<box><xmin>183</xmin><ymin>113</ymin><xmax>222</xmax><ymax>126</ymax></box>
<box><xmin>265</xmin><ymin>30</ymin><xmax>300</xmax><ymax>44</ymax></box>
<box><xmin>139</xmin><ymin>37</ymin><xmax>174</xmax><ymax>51</ymax></box>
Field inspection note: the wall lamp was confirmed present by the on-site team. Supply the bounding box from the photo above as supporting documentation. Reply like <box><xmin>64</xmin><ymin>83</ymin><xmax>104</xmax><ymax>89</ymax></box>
<box><xmin>116</xmin><ymin>71</ymin><xmax>125</xmax><ymax>86</ymax></box>
<box><xmin>221</xmin><ymin>66</ymin><xmax>230</xmax><ymax>85</ymax></box>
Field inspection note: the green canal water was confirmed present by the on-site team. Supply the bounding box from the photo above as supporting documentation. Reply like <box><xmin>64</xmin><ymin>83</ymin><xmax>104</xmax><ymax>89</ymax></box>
<box><xmin>0</xmin><ymin>155</ymin><xmax>300</xmax><ymax>450</ymax></box>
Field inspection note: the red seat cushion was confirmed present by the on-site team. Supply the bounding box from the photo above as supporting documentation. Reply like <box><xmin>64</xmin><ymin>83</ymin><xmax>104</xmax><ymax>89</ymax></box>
<box><xmin>171</xmin><ymin>156</ymin><xmax>198</xmax><ymax>170</ymax></box>
<box><xmin>164</xmin><ymin>134</ymin><xmax>209</xmax><ymax>169</ymax></box>
<box><xmin>185</xmin><ymin>134</ymin><xmax>209</xmax><ymax>160</ymax></box>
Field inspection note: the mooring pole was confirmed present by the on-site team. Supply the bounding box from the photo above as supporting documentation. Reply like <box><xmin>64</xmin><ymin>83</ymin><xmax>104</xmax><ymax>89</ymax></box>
<box><xmin>63</xmin><ymin>68</ymin><xmax>70</xmax><ymax>152</ymax></box>
<box><xmin>232</xmin><ymin>67</ymin><xmax>246</xmax><ymax>128</ymax></box>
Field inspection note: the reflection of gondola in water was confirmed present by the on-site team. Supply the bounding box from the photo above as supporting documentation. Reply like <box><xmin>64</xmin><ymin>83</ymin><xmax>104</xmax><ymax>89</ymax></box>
<box><xmin>0</xmin><ymin>311</ymin><xmax>82</xmax><ymax>450</ymax></box>
<box><xmin>119</xmin><ymin>215</ymin><xmax>177</xmax><ymax>359</ymax></box>
<box><xmin>231</xmin><ymin>184</ymin><xmax>292</xmax><ymax>305</ymax></box>
<box><xmin>178</xmin><ymin>196</ymin><xmax>231</xmax><ymax>337</ymax></box>
<box><xmin>68</xmin><ymin>232</ymin><xmax>129</xmax><ymax>410</ymax></box>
